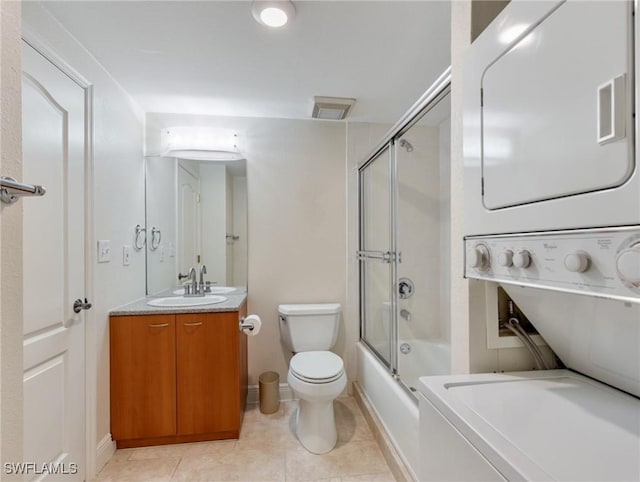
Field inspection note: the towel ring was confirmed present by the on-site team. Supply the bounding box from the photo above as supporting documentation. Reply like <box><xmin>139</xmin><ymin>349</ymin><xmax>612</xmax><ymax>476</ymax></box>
<box><xmin>134</xmin><ymin>225</ymin><xmax>146</xmax><ymax>250</ymax></box>
<box><xmin>150</xmin><ymin>227</ymin><xmax>162</xmax><ymax>251</ymax></box>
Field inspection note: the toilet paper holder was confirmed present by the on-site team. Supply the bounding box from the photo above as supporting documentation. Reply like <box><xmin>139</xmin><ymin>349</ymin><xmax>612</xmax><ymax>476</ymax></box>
<box><xmin>239</xmin><ymin>314</ymin><xmax>262</xmax><ymax>336</ymax></box>
<box><xmin>239</xmin><ymin>317</ymin><xmax>255</xmax><ymax>332</ymax></box>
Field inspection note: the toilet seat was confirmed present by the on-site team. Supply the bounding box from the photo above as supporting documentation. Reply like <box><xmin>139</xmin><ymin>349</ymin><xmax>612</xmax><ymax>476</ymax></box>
<box><xmin>290</xmin><ymin>351</ymin><xmax>344</xmax><ymax>384</ymax></box>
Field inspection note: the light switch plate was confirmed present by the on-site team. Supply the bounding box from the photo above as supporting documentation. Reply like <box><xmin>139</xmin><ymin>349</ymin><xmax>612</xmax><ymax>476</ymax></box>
<box><xmin>98</xmin><ymin>240</ymin><xmax>111</xmax><ymax>263</ymax></box>
<box><xmin>123</xmin><ymin>245</ymin><xmax>131</xmax><ymax>266</ymax></box>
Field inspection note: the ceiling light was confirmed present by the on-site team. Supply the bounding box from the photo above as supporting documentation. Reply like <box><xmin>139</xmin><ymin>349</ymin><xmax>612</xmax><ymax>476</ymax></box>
<box><xmin>312</xmin><ymin>96</ymin><xmax>356</xmax><ymax>120</ymax></box>
<box><xmin>252</xmin><ymin>1</ymin><xmax>295</xmax><ymax>28</ymax></box>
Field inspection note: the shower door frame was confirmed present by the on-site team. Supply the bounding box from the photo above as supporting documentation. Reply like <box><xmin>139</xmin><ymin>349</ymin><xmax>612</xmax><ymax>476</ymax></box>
<box><xmin>358</xmin><ymin>68</ymin><xmax>451</xmax><ymax>385</ymax></box>
<box><xmin>358</xmin><ymin>143</ymin><xmax>399</xmax><ymax>372</ymax></box>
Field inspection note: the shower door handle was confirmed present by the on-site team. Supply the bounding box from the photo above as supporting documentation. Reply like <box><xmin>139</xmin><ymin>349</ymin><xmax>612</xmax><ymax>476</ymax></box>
<box><xmin>356</xmin><ymin>250</ymin><xmax>397</xmax><ymax>263</ymax></box>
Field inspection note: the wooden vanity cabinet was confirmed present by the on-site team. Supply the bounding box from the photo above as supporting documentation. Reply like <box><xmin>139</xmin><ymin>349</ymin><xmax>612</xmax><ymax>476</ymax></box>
<box><xmin>110</xmin><ymin>303</ymin><xmax>247</xmax><ymax>448</ymax></box>
<box><xmin>176</xmin><ymin>311</ymin><xmax>241</xmax><ymax>436</ymax></box>
<box><xmin>109</xmin><ymin>314</ymin><xmax>177</xmax><ymax>441</ymax></box>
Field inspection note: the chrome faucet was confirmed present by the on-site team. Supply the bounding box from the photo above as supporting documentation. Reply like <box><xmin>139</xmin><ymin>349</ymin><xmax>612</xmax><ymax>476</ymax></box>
<box><xmin>199</xmin><ymin>265</ymin><xmax>207</xmax><ymax>293</ymax></box>
<box><xmin>184</xmin><ymin>267</ymin><xmax>199</xmax><ymax>296</ymax></box>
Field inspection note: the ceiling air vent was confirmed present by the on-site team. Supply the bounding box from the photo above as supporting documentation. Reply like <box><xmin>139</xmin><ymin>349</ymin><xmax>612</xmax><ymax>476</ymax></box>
<box><xmin>312</xmin><ymin>96</ymin><xmax>356</xmax><ymax>120</ymax></box>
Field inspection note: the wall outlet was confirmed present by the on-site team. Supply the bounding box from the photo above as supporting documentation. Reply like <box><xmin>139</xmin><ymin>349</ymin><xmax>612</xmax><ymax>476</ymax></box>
<box><xmin>97</xmin><ymin>240</ymin><xmax>111</xmax><ymax>263</ymax></box>
<box><xmin>123</xmin><ymin>245</ymin><xmax>131</xmax><ymax>266</ymax></box>
<box><xmin>168</xmin><ymin>243</ymin><xmax>175</xmax><ymax>258</ymax></box>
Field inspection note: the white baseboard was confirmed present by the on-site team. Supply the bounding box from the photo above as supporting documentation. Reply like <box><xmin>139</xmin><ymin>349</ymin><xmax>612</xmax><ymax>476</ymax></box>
<box><xmin>96</xmin><ymin>433</ymin><xmax>116</xmax><ymax>472</ymax></box>
<box><xmin>247</xmin><ymin>382</ymin><xmax>295</xmax><ymax>404</ymax></box>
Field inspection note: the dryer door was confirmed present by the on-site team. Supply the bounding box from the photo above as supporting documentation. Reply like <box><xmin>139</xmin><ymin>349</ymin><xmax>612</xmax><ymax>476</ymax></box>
<box><xmin>481</xmin><ymin>1</ymin><xmax>634</xmax><ymax>210</ymax></box>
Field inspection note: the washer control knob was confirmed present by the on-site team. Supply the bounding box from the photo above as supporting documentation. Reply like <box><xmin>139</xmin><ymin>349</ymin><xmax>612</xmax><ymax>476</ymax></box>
<box><xmin>467</xmin><ymin>245</ymin><xmax>490</xmax><ymax>270</ymax></box>
<box><xmin>513</xmin><ymin>250</ymin><xmax>532</xmax><ymax>269</ymax></box>
<box><xmin>564</xmin><ymin>251</ymin><xmax>591</xmax><ymax>273</ymax></box>
<box><xmin>498</xmin><ymin>250</ymin><xmax>514</xmax><ymax>267</ymax></box>
<box><xmin>617</xmin><ymin>243</ymin><xmax>640</xmax><ymax>286</ymax></box>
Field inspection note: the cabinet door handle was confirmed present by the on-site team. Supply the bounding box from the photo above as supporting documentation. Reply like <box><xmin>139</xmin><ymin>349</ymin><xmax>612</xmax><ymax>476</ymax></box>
<box><xmin>148</xmin><ymin>323</ymin><xmax>169</xmax><ymax>328</ymax></box>
<box><xmin>183</xmin><ymin>322</ymin><xmax>203</xmax><ymax>327</ymax></box>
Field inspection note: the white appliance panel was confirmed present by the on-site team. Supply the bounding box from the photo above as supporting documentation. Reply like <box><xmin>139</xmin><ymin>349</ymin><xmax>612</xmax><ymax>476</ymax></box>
<box><xmin>464</xmin><ymin>0</ymin><xmax>640</xmax><ymax>236</ymax></box>
<box><xmin>418</xmin><ymin>371</ymin><xmax>640</xmax><ymax>482</ymax></box>
<box><xmin>465</xmin><ymin>227</ymin><xmax>640</xmax><ymax>397</ymax></box>
<box><xmin>419</xmin><ymin>395</ymin><xmax>506</xmax><ymax>481</ymax></box>
<box><xmin>465</xmin><ymin>227</ymin><xmax>640</xmax><ymax>302</ymax></box>
<box><xmin>455</xmin><ymin>4</ymin><xmax>640</xmax><ymax>481</ymax></box>
<box><xmin>482</xmin><ymin>1</ymin><xmax>633</xmax><ymax>209</ymax></box>
<box><xmin>502</xmin><ymin>284</ymin><xmax>640</xmax><ymax>399</ymax></box>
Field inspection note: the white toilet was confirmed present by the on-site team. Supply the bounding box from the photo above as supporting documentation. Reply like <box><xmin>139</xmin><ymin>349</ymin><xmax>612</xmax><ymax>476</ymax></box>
<box><xmin>278</xmin><ymin>303</ymin><xmax>346</xmax><ymax>454</ymax></box>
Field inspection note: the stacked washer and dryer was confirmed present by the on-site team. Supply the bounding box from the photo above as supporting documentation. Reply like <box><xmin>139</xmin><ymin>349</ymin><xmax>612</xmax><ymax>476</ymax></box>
<box><xmin>418</xmin><ymin>1</ymin><xmax>640</xmax><ymax>481</ymax></box>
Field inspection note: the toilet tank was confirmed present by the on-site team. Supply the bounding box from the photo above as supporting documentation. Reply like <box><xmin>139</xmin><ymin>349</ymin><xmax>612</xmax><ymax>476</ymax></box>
<box><xmin>278</xmin><ymin>303</ymin><xmax>341</xmax><ymax>353</ymax></box>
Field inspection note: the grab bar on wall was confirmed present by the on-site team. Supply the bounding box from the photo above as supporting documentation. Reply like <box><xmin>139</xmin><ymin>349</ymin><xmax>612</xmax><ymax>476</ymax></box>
<box><xmin>0</xmin><ymin>176</ymin><xmax>46</xmax><ymax>205</ymax></box>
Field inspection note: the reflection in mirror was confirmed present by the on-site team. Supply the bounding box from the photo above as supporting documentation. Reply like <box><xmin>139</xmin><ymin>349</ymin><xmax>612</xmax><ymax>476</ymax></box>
<box><xmin>145</xmin><ymin>156</ymin><xmax>247</xmax><ymax>295</ymax></box>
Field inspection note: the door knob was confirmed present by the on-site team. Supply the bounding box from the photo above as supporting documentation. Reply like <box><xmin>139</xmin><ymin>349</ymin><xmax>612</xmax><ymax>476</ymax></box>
<box><xmin>73</xmin><ymin>298</ymin><xmax>92</xmax><ymax>314</ymax></box>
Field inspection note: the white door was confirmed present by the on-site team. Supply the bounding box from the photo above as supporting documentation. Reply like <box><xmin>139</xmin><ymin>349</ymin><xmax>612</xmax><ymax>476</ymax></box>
<box><xmin>178</xmin><ymin>165</ymin><xmax>200</xmax><ymax>275</ymax></box>
<box><xmin>481</xmin><ymin>1</ymin><xmax>632</xmax><ymax>209</ymax></box>
<box><xmin>22</xmin><ymin>42</ymin><xmax>87</xmax><ymax>480</ymax></box>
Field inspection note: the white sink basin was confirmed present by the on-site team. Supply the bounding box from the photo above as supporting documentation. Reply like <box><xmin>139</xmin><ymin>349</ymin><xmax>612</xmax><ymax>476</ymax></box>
<box><xmin>172</xmin><ymin>286</ymin><xmax>236</xmax><ymax>295</ymax></box>
<box><xmin>147</xmin><ymin>295</ymin><xmax>227</xmax><ymax>307</ymax></box>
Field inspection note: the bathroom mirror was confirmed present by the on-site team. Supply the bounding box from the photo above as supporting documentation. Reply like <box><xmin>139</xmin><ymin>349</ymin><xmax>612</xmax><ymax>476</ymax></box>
<box><xmin>145</xmin><ymin>156</ymin><xmax>247</xmax><ymax>295</ymax></box>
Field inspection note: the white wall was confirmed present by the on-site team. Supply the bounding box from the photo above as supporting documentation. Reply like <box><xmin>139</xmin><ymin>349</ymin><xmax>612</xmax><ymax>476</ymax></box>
<box><xmin>147</xmin><ymin>113</ymin><xmax>347</xmax><ymax>386</ymax></box>
<box><xmin>450</xmin><ymin>1</ymin><xmax>473</xmax><ymax>374</ymax></box>
<box><xmin>0</xmin><ymin>0</ymin><xmax>25</xmax><ymax>473</ymax></box>
<box><xmin>23</xmin><ymin>3</ymin><xmax>146</xmax><ymax>474</ymax></box>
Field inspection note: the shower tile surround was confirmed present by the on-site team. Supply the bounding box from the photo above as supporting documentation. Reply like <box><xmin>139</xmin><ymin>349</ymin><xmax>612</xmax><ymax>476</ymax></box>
<box><xmin>97</xmin><ymin>398</ymin><xmax>396</xmax><ymax>481</ymax></box>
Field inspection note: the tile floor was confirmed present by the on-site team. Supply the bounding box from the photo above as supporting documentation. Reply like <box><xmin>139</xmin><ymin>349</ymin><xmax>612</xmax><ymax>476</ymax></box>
<box><xmin>97</xmin><ymin>397</ymin><xmax>396</xmax><ymax>481</ymax></box>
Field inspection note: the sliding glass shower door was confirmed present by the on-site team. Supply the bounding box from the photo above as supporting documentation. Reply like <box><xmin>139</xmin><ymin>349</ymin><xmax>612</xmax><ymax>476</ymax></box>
<box><xmin>395</xmin><ymin>94</ymin><xmax>452</xmax><ymax>391</ymax></box>
<box><xmin>359</xmin><ymin>145</ymin><xmax>396</xmax><ymax>369</ymax></box>
<box><xmin>359</xmin><ymin>86</ymin><xmax>451</xmax><ymax>393</ymax></box>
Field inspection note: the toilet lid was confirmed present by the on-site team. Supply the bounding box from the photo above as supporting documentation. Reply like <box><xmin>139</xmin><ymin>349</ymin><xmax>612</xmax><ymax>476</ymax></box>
<box><xmin>290</xmin><ymin>351</ymin><xmax>344</xmax><ymax>382</ymax></box>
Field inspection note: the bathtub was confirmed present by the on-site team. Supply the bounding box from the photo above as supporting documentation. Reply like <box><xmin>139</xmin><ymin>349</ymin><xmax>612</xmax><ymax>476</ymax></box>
<box><xmin>397</xmin><ymin>338</ymin><xmax>451</xmax><ymax>391</ymax></box>
<box><xmin>356</xmin><ymin>339</ymin><xmax>451</xmax><ymax>479</ymax></box>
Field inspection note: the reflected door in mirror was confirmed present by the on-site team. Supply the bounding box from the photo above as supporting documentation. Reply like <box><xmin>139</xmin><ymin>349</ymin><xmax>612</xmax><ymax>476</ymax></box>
<box><xmin>178</xmin><ymin>165</ymin><xmax>201</xmax><ymax>275</ymax></box>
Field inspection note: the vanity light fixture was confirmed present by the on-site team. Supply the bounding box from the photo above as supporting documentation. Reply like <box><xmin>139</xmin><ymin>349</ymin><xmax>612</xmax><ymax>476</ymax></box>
<box><xmin>162</xmin><ymin>127</ymin><xmax>245</xmax><ymax>161</ymax></box>
<box><xmin>252</xmin><ymin>0</ymin><xmax>296</xmax><ymax>28</ymax></box>
<box><xmin>166</xmin><ymin>149</ymin><xmax>244</xmax><ymax>162</ymax></box>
